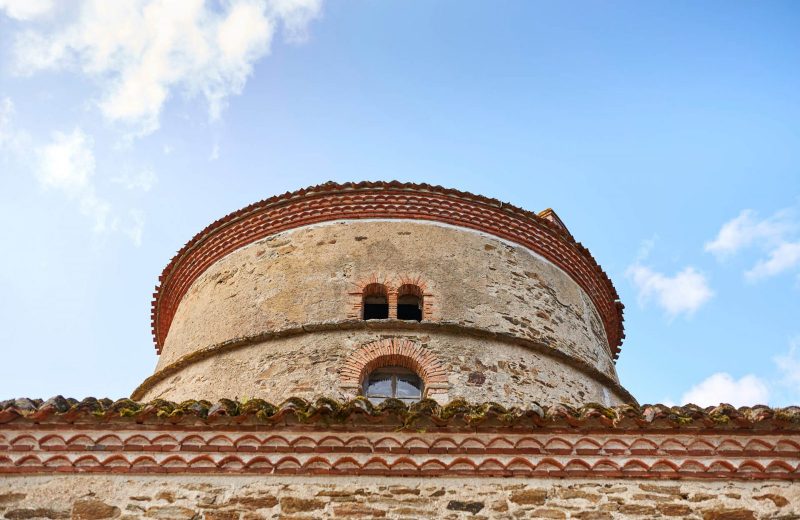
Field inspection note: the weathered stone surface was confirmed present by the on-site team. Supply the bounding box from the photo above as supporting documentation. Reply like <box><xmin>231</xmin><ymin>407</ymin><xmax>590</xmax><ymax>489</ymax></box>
<box><xmin>616</xmin><ymin>504</ymin><xmax>657</xmax><ymax>515</ymax></box>
<box><xmin>229</xmin><ymin>496</ymin><xmax>278</xmax><ymax>509</ymax></box>
<box><xmin>0</xmin><ymin>475</ymin><xmax>798</xmax><ymax>520</ymax></box>
<box><xmin>203</xmin><ymin>512</ymin><xmax>239</xmax><ymax>520</ymax></box>
<box><xmin>754</xmin><ymin>493</ymin><xmax>790</xmax><ymax>507</ymax></box>
<box><xmin>155</xmin><ymin>492</ymin><xmax>178</xmax><ymax>504</ymax></box>
<box><xmin>658</xmin><ymin>503</ymin><xmax>693</xmax><ymax>516</ymax></box>
<box><xmin>637</xmin><ymin>484</ymin><xmax>685</xmax><ymax>496</ymax></box>
<box><xmin>0</xmin><ymin>493</ymin><xmax>27</xmax><ymax>505</ymax></box>
<box><xmin>387</xmin><ymin>487</ymin><xmax>420</xmax><ymax>496</ymax></box>
<box><xmin>144</xmin><ymin>220</ymin><xmax>624</xmax><ymax>407</ymax></box>
<box><xmin>509</xmin><ymin>489</ymin><xmax>547</xmax><ymax>505</ymax></box>
<box><xmin>445</xmin><ymin>501</ymin><xmax>484</xmax><ymax>514</ymax></box>
<box><xmin>530</xmin><ymin>508</ymin><xmax>566</xmax><ymax>519</ymax></box>
<box><xmin>331</xmin><ymin>504</ymin><xmax>386</xmax><ymax>517</ymax></box>
<box><xmin>556</xmin><ymin>489</ymin><xmax>602</xmax><ymax>503</ymax></box>
<box><xmin>6</xmin><ymin>509</ymin><xmax>70</xmax><ymax>519</ymax></box>
<box><xmin>144</xmin><ymin>506</ymin><xmax>197</xmax><ymax>520</ymax></box>
<box><xmin>572</xmin><ymin>512</ymin><xmax>613</xmax><ymax>520</ymax></box>
<box><xmin>280</xmin><ymin>498</ymin><xmax>325</xmax><ymax>514</ymax></box>
<box><xmin>71</xmin><ymin>500</ymin><xmax>120</xmax><ymax>520</ymax></box>
<box><xmin>702</xmin><ymin>510</ymin><xmax>757</xmax><ymax>520</ymax></box>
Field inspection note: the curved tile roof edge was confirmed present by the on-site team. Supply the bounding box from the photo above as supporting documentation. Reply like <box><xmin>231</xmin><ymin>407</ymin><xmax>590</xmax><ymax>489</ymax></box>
<box><xmin>2</xmin><ymin>396</ymin><xmax>798</xmax><ymax>430</ymax></box>
<box><xmin>150</xmin><ymin>181</ymin><xmax>626</xmax><ymax>357</ymax></box>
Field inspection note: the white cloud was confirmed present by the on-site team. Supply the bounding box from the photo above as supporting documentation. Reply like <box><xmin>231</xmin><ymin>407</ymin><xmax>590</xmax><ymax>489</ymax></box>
<box><xmin>626</xmin><ymin>264</ymin><xmax>713</xmax><ymax>318</ymax></box>
<box><xmin>3</xmin><ymin>99</ymin><xmax>144</xmax><ymax>244</ymax></box>
<box><xmin>112</xmin><ymin>168</ymin><xmax>157</xmax><ymax>191</ymax></box>
<box><xmin>0</xmin><ymin>96</ymin><xmax>31</xmax><ymax>155</ymax></box>
<box><xmin>705</xmin><ymin>209</ymin><xmax>789</xmax><ymax>258</ymax></box>
<box><xmin>268</xmin><ymin>0</ymin><xmax>321</xmax><ymax>42</ymax></box>
<box><xmin>37</xmin><ymin>129</ymin><xmax>94</xmax><ymax>193</ymax></box>
<box><xmin>124</xmin><ymin>209</ymin><xmax>145</xmax><ymax>247</ymax></box>
<box><xmin>680</xmin><ymin>373</ymin><xmax>769</xmax><ymax>407</ymax></box>
<box><xmin>0</xmin><ymin>0</ymin><xmax>53</xmax><ymax>21</ymax></box>
<box><xmin>209</xmin><ymin>142</ymin><xmax>220</xmax><ymax>161</ymax></box>
<box><xmin>774</xmin><ymin>337</ymin><xmax>800</xmax><ymax>393</ymax></box>
<box><xmin>36</xmin><ymin>128</ymin><xmax>111</xmax><ymax>232</ymax></box>
<box><xmin>745</xmin><ymin>241</ymin><xmax>800</xmax><ymax>281</ymax></box>
<box><xmin>11</xmin><ymin>0</ymin><xmax>322</xmax><ymax>136</ymax></box>
<box><xmin>706</xmin><ymin>208</ymin><xmax>800</xmax><ymax>282</ymax></box>
<box><xmin>0</xmin><ymin>97</ymin><xmax>14</xmax><ymax>148</ymax></box>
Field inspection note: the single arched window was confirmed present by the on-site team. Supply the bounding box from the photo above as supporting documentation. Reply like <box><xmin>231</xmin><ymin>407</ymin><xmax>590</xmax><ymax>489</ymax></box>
<box><xmin>397</xmin><ymin>284</ymin><xmax>423</xmax><ymax>321</ymax></box>
<box><xmin>362</xmin><ymin>283</ymin><xmax>389</xmax><ymax>320</ymax></box>
<box><xmin>363</xmin><ymin>366</ymin><xmax>424</xmax><ymax>404</ymax></box>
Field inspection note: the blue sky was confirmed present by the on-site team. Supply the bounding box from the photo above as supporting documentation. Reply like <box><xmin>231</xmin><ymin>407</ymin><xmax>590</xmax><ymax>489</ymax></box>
<box><xmin>0</xmin><ymin>1</ymin><xmax>798</xmax><ymax>407</ymax></box>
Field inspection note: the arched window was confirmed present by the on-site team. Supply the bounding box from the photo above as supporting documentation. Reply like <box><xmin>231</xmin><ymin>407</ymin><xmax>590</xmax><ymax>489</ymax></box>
<box><xmin>396</xmin><ymin>284</ymin><xmax>423</xmax><ymax>321</ymax></box>
<box><xmin>363</xmin><ymin>366</ymin><xmax>423</xmax><ymax>404</ymax></box>
<box><xmin>362</xmin><ymin>283</ymin><xmax>389</xmax><ymax>320</ymax></box>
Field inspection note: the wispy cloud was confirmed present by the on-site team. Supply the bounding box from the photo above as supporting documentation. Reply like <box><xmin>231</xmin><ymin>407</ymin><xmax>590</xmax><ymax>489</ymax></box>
<box><xmin>745</xmin><ymin>241</ymin><xmax>800</xmax><ymax>282</ymax></box>
<box><xmin>627</xmin><ymin>264</ymin><xmax>714</xmax><ymax>318</ymax></box>
<box><xmin>774</xmin><ymin>336</ymin><xmax>800</xmax><ymax>395</ymax></box>
<box><xmin>0</xmin><ymin>97</ymin><xmax>14</xmax><ymax>148</ymax></box>
<box><xmin>112</xmin><ymin>167</ymin><xmax>157</xmax><ymax>192</ymax></box>
<box><xmin>0</xmin><ymin>0</ymin><xmax>53</xmax><ymax>21</ymax></box>
<box><xmin>2</xmin><ymin>98</ymin><xmax>144</xmax><ymax>243</ymax></box>
<box><xmin>36</xmin><ymin>128</ymin><xmax>112</xmax><ymax>232</ymax></box>
<box><xmin>705</xmin><ymin>209</ymin><xmax>790</xmax><ymax>258</ymax></box>
<box><xmin>679</xmin><ymin>373</ymin><xmax>769</xmax><ymax>407</ymax></box>
<box><xmin>124</xmin><ymin>209</ymin><xmax>146</xmax><ymax>247</ymax></box>
<box><xmin>627</xmin><ymin>237</ymin><xmax>713</xmax><ymax>319</ymax></box>
<box><xmin>9</xmin><ymin>0</ymin><xmax>322</xmax><ymax>137</ymax></box>
<box><xmin>706</xmin><ymin>208</ymin><xmax>800</xmax><ymax>282</ymax></box>
<box><xmin>0</xmin><ymin>96</ymin><xmax>30</xmax><ymax>155</ymax></box>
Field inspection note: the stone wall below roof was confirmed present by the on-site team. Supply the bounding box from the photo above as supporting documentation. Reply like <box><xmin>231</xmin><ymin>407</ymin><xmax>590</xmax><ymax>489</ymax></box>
<box><xmin>1</xmin><ymin>475</ymin><xmax>797</xmax><ymax>519</ymax></box>
<box><xmin>157</xmin><ymin>220</ymin><xmax>618</xmax><ymax>383</ymax></box>
<box><xmin>136</xmin><ymin>328</ymin><xmax>629</xmax><ymax>406</ymax></box>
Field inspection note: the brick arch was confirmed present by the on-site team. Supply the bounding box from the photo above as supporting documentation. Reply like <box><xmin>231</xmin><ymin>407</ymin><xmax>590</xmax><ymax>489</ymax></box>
<box><xmin>396</xmin><ymin>275</ymin><xmax>433</xmax><ymax>320</ymax></box>
<box><xmin>347</xmin><ymin>275</ymin><xmax>396</xmax><ymax>319</ymax></box>
<box><xmin>339</xmin><ymin>339</ymin><xmax>448</xmax><ymax>396</ymax></box>
<box><xmin>348</xmin><ymin>274</ymin><xmax>435</xmax><ymax>320</ymax></box>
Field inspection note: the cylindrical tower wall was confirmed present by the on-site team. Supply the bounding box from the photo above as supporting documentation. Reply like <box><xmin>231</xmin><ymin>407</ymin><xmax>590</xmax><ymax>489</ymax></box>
<box><xmin>137</xmin><ymin>329</ymin><xmax>630</xmax><ymax>406</ymax></box>
<box><xmin>136</xmin><ymin>216</ymin><xmax>631</xmax><ymax>406</ymax></box>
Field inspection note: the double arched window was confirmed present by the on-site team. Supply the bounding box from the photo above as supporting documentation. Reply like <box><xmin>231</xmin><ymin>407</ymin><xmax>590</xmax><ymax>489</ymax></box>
<box><xmin>361</xmin><ymin>283</ymin><xmax>424</xmax><ymax>322</ymax></box>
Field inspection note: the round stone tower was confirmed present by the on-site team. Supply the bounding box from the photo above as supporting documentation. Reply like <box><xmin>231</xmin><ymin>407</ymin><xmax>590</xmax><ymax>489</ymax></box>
<box><xmin>133</xmin><ymin>181</ymin><xmax>633</xmax><ymax>406</ymax></box>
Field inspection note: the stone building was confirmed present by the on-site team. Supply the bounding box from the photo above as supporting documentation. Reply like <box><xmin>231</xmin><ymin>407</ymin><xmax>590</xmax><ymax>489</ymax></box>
<box><xmin>1</xmin><ymin>181</ymin><xmax>798</xmax><ymax>519</ymax></box>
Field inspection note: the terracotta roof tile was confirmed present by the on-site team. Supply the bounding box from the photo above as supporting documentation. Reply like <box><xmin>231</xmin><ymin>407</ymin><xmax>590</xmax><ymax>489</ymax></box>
<box><xmin>1</xmin><ymin>397</ymin><xmax>798</xmax><ymax>431</ymax></box>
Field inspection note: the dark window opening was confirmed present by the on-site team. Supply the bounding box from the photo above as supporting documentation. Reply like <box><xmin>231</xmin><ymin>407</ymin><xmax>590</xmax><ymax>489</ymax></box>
<box><xmin>397</xmin><ymin>294</ymin><xmax>422</xmax><ymax>321</ymax></box>
<box><xmin>363</xmin><ymin>366</ymin><xmax>423</xmax><ymax>404</ymax></box>
<box><xmin>363</xmin><ymin>295</ymin><xmax>389</xmax><ymax>320</ymax></box>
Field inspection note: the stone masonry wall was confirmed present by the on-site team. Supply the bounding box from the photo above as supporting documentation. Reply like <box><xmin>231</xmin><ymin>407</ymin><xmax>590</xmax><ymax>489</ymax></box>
<box><xmin>138</xmin><ymin>329</ymin><xmax>628</xmax><ymax>406</ymax></box>
<box><xmin>154</xmin><ymin>221</ymin><xmax>619</xmax><ymax>397</ymax></box>
<box><xmin>1</xmin><ymin>475</ymin><xmax>797</xmax><ymax>520</ymax></box>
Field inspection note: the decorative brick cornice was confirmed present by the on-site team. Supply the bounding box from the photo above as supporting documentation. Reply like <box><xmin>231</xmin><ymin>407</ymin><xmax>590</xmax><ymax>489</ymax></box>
<box><xmin>150</xmin><ymin>181</ymin><xmax>624</xmax><ymax>357</ymax></box>
<box><xmin>1</xmin><ymin>397</ymin><xmax>798</xmax><ymax>480</ymax></box>
<box><xmin>339</xmin><ymin>339</ymin><xmax>448</xmax><ymax>395</ymax></box>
